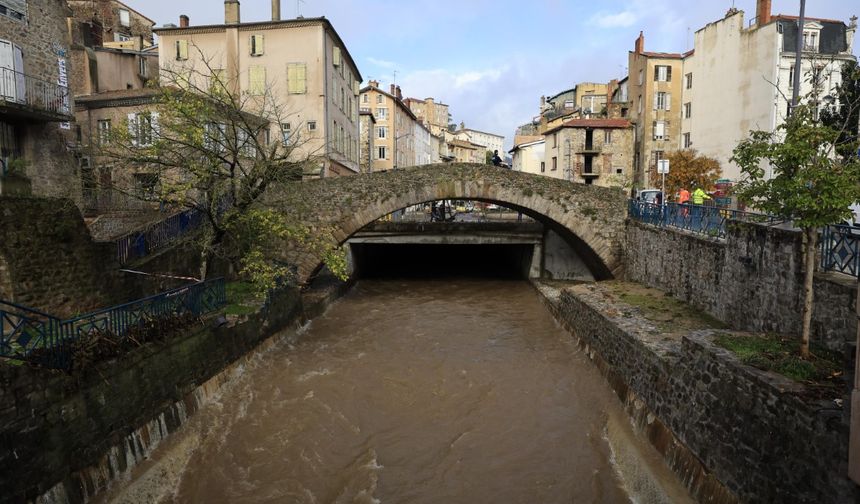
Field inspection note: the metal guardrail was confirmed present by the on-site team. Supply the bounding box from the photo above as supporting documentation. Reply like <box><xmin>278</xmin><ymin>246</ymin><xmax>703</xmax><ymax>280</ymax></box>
<box><xmin>0</xmin><ymin>67</ymin><xmax>70</xmax><ymax>117</ymax></box>
<box><xmin>821</xmin><ymin>225</ymin><xmax>860</xmax><ymax>278</ymax></box>
<box><xmin>116</xmin><ymin>208</ymin><xmax>205</xmax><ymax>264</ymax></box>
<box><xmin>628</xmin><ymin>200</ymin><xmax>778</xmax><ymax>239</ymax></box>
<box><xmin>0</xmin><ymin>278</ymin><xmax>226</xmax><ymax>369</ymax></box>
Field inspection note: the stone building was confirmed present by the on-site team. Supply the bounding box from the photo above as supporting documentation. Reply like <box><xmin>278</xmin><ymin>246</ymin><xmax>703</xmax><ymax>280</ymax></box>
<box><xmin>403</xmin><ymin>96</ymin><xmax>449</xmax><ymax>137</ymax></box>
<box><xmin>607</xmin><ymin>77</ymin><xmax>630</xmax><ymax>119</ymax></box>
<box><xmin>67</xmin><ymin>0</ymin><xmax>155</xmax><ymax>49</ymax></box>
<box><xmin>359</xmin><ymin>109</ymin><xmax>375</xmax><ymax>173</ymax></box>
<box><xmin>359</xmin><ymin>80</ymin><xmax>418</xmax><ymax>171</ymax></box>
<box><xmin>0</xmin><ymin>0</ymin><xmax>77</xmax><ymax>198</ymax></box>
<box><xmin>154</xmin><ymin>1</ymin><xmax>362</xmax><ymax>177</ymax></box>
<box><xmin>627</xmin><ymin>32</ymin><xmax>688</xmax><ymax>189</ymax></box>
<box><xmin>680</xmin><ymin>1</ymin><xmax>857</xmax><ymax>180</ymax></box>
<box><xmin>542</xmin><ymin>118</ymin><xmax>633</xmax><ymax>187</ymax></box>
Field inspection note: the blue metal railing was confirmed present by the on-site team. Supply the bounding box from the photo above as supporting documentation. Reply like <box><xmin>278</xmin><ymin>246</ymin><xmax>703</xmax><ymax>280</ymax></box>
<box><xmin>116</xmin><ymin>208</ymin><xmax>205</xmax><ymax>264</ymax></box>
<box><xmin>628</xmin><ymin>200</ymin><xmax>778</xmax><ymax>239</ymax></box>
<box><xmin>821</xmin><ymin>225</ymin><xmax>860</xmax><ymax>278</ymax></box>
<box><xmin>0</xmin><ymin>278</ymin><xmax>226</xmax><ymax>369</ymax></box>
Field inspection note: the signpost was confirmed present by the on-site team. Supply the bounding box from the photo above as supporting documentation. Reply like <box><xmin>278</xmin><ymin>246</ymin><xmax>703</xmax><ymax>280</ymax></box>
<box><xmin>657</xmin><ymin>159</ymin><xmax>670</xmax><ymax>207</ymax></box>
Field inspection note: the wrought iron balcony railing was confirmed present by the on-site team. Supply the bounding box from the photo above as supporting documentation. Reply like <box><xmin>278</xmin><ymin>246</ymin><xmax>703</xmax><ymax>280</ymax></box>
<box><xmin>821</xmin><ymin>225</ymin><xmax>860</xmax><ymax>278</ymax></box>
<box><xmin>0</xmin><ymin>67</ymin><xmax>71</xmax><ymax>119</ymax></box>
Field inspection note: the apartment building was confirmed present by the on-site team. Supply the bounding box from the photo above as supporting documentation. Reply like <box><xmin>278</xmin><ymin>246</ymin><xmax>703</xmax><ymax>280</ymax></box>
<box><xmin>681</xmin><ymin>1</ymin><xmax>857</xmax><ymax>180</ymax></box>
<box><xmin>359</xmin><ymin>81</ymin><xmax>421</xmax><ymax>170</ymax></box>
<box><xmin>0</xmin><ymin>0</ymin><xmax>77</xmax><ymax>198</ymax></box>
<box><xmin>627</xmin><ymin>32</ymin><xmax>688</xmax><ymax>189</ymax></box>
<box><xmin>454</xmin><ymin>126</ymin><xmax>504</xmax><ymax>158</ymax></box>
<box><xmin>403</xmin><ymin>96</ymin><xmax>449</xmax><ymax>137</ymax></box>
<box><xmin>154</xmin><ymin>1</ymin><xmax>362</xmax><ymax>176</ymax></box>
<box><xmin>542</xmin><ymin>118</ymin><xmax>633</xmax><ymax>187</ymax></box>
<box><xmin>509</xmin><ymin>135</ymin><xmax>545</xmax><ymax>175</ymax></box>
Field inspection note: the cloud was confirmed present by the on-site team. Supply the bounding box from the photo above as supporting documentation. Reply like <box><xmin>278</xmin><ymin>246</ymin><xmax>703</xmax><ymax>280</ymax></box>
<box><xmin>367</xmin><ymin>57</ymin><xmax>397</xmax><ymax>69</ymax></box>
<box><xmin>590</xmin><ymin>10</ymin><xmax>638</xmax><ymax>28</ymax></box>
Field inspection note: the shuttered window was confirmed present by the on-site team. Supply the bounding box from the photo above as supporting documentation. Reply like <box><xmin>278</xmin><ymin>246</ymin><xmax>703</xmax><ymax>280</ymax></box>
<box><xmin>0</xmin><ymin>0</ymin><xmax>27</xmax><ymax>22</ymax></box>
<box><xmin>250</xmin><ymin>34</ymin><xmax>264</xmax><ymax>56</ymax></box>
<box><xmin>333</xmin><ymin>46</ymin><xmax>341</xmax><ymax>67</ymax></box>
<box><xmin>249</xmin><ymin>66</ymin><xmax>266</xmax><ymax>95</ymax></box>
<box><xmin>175</xmin><ymin>40</ymin><xmax>189</xmax><ymax>60</ymax></box>
<box><xmin>287</xmin><ymin>63</ymin><xmax>307</xmax><ymax>94</ymax></box>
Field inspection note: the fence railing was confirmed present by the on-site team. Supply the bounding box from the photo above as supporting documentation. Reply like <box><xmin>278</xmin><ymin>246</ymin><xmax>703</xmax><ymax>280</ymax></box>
<box><xmin>821</xmin><ymin>225</ymin><xmax>860</xmax><ymax>278</ymax></box>
<box><xmin>628</xmin><ymin>200</ymin><xmax>778</xmax><ymax>239</ymax></box>
<box><xmin>0</xmin><ymin>67</ymin><xmax>71</xmax><ymax>117</ymax></box>
<box><xmin>0</xmin><ymin>278</ymin><xmax>226</xmax><ymax>369</ymax></box>
<box><xmin>116</xmin><ymin>208</ymin><xmax>205</xmax><ymax>264</ymax></box>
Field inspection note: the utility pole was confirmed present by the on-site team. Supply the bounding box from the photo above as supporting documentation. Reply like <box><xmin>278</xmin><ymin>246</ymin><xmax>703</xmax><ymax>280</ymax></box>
<box><xmin>790</xmin><ymin>0</ymin><xmax>806</xmax><ymax>113</ymax></box>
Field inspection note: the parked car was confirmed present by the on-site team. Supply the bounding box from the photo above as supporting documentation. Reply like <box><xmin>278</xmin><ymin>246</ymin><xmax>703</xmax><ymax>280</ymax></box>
<box><xmin>636</xmin><ymin>189</ymin><xmax>662</xmax><ymax>204</ymax></box>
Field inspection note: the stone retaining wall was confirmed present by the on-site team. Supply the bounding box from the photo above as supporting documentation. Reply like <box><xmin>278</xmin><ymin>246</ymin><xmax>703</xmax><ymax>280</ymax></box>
<box><xmin>0</xmin><ymin>288</ymin><xmax>303</xmax><ymax>504</ymax></box>
<box><xmin>544</xmin><ymin>284</ymin><xmax>858</xmax><ymax>503</ymax></box>
<box><xmin>625</xmin><ymin>220</ymin><xmax>857</xmax><ymax>353</ymax></box>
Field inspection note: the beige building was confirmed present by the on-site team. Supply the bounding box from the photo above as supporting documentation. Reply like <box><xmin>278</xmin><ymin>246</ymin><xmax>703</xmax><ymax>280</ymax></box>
<box><xmin>627</xmin><ymin>32</ymin><xmax>688</xmax><ymax>189</ymax></box>
<box><xmin>359</xmin><ymin>81</ymin><xmax>417</xmax><ymax>171</ymax></box>
<box><xmin>509</xmin><ymin>136</ymin><xmax>545</xmax><ymax>175</ymax></box>
<box><xmin>403</xmin><ymin>96</ymin><xmax>449</xmax><ymax>137</ymax></box>
<box><xmin>448</xmin><ymin>139</ymin><xmax>483</xmax><ymax>164</ymax></box>
<box><xmin>154</xmin><ymin>2</ymin><xmax>362</xmax><ymax>176</ymax></box>
<box><xmin>358</xmin><ymin>109</ymin><xmax>375</xmax><ymax>173</ymax></box>
<box><xmin>0</xmin><ymin>0</ymin><xmax>77</xmax><ymax>198</ymax></box>
<box><xmin>542</xmin><ymin>118</ymin><xmax>633</xmax><ymax>187</ymax></box>
<box><xmin>681</xmin><ymin>2</ymin><xmax>857</xmax><ymax>180</ymax></box>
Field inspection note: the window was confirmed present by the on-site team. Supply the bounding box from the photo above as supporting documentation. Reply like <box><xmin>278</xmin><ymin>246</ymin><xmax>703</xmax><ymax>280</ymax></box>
<box><xmin>685</xmin><ymin>72</ymin><xmax>692</xmax><ymax>89</ymax></box>
<box><xmin>333</xmin><ymin>46</ymin><xmax>341</xmax><ymax>67</ymax></box>
<box><xmin>341</xmin><ymin>87</ymin><xmax>345</xmax><ymax>111</ymax></box>
<box><xmin>119</xmin><ymin>8</ymin><xmax>130</xmax><ymax>27</ymax></box>
<box><xmin>138</xmin><ymin>56</ymin><xmax>147</xmax><ymax>77</ymax></box>
<box><xmin>552</xmin><ymin>133</ymin><xmax>557</xmax><ymax>148</ymax></box>
<box><xmin>653</xmin><ymin>150</ymin><xmax>665</xmax><ymax>167</ymax></box>
<box><xmin>307</xmin><ymin>120</ymin><xmax>317</xmax><ymax>131</ymax></box>
<box><xmin>175</xmin><ymin>40</ymin><xmax>188</xmax><ymax>61</ymax></box>
<box><xmin>377</xmin><ymin>146</ymin><xmax>387</xmax><ymax>159</ymax></box>
<box><xmin>281</xmin><ymin>122</ymin><xmax>293</xmax><ymax>145</ymax></box>
<box><xmin>0</xmin><ymin>0</ymin><xmax>27</xmax><ymax>22</ymax></box>
<box><xmin>97</xmin><ymin>119</ymin><xmax>111</xmax><ymax>145</ymax></box>
<box><xmin>788</xmin><ymin>66</ymin><xmax>795</xmax><ymax>88</ymax></box>
<box><xmin>287</xmin><ymin>63</ymin><xmax>307</xmax><ymax>94</ymax></box>
<box><xmin>551</xmin><ymin>156</ymin><xmax>557</xmax><ymax>171</ymax></box>
<box><xmin>377</xmin><ymin>126</ymin><xmax>388</xmax><ymax>139</ymax></box>
<box><xmin>237</xmin><ymin>128</ymin><xmax>256</xmax><ymax>157</ymax></box>
<box><xmin>540</xmin><ymin>161</ymin><xmax>545</xmax><ymax>173</ymax></box>
<box><xmin>117</xmin><ymin>33</ymin><xmax>130</xmax><ymax>42</ymax></box>
<box><xmin>564</xmin><ymin>99</ymin><xmax>574</xmax><ymax>109</ymax></box>
<box><xmin>638</xmin><ymin>69</ymin><xmax>644</xmax><ymax>85</ymax></box>
<box><xmin>803</xmin><ymin>30</ymin><xmax>819</xmax><ymax>52</ymax></box>
<box><xmin>204</xmin><ymin>122</ymin><xmax>226</xmax><ymax>152</ymax></box>
<box><xmin>684</xmin><ymin>102</ymin><xmax>692</xmax><ymax>119</ymax></box>
<box><xmin>604</xmin><ymin>130</ymin><xmax>612</xmax><ymax>144</ymax></box>
<box><xmin>638</xmin><ymin>95</ymin><xmax>642</xmax><ymax>114</ymax></box>
<box><xmin>362</xmin><ymin>94</ymin><xmax>369</xmax><ymax>103</ymax></box>
<box><xmin>127</xmin><ymin>112</ymin><xmax>157</xmax><ymax>146</ymax></box>
<box><xmin>654</xmin><ymin>65</ymin><xmax>672</xmax><ymax>82</ymax></box>
<box><xmin>376</xmin><ymin>107</ymin><xmax>388</xmax><ymax>120</ymax></box>
<box><xmin>683</xmin><ymin>132</ymin><xmax>692</xmax><ymax>148</ymax></box>
<box><xmin>584</xmin><ymin>155</ymin><xmax>593</xmax><ymax>174</ymax></box>
<box><xmin>250</xmin><ymin>34</ymin><xmax>264</xmax><ymax>56</ymax></box>
<box><xmin>210</xmin><ymin>68</ymin><xmax>226</xmax><ymax>95</ymax></box>
<box><xmin>654</xmin><ymin>91</ymin><xmax>671</xmax><ymax>110</ymax></box>
<box><xmin>653</xmin><ymin>121</ymin><xmax>666</xmax><ymax>140</ymax></box>
<box><xmin>375</xmin><ymin>94</ymin><xmax>383</xmax><ymax>104</ymax></box>
<box><xmin>249</xmin><ymin>66</ymin><xmax>265</xmax><ymax>95</ymax></box>
<box><xmin>133</xmin><ymin>173</ymin><xmax>158</xmax><ymax>199</ymax></box>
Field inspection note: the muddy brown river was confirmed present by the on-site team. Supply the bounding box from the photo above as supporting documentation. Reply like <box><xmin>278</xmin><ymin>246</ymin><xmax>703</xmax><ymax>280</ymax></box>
<box><xmin>104</xmin><ymin>280</ymin><xmax>695</xmax><ymax>504</ymax></box>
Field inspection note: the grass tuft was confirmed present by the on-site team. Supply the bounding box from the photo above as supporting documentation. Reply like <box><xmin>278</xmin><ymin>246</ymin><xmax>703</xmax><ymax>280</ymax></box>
<box><xmin>714</xmin><ymin>333</ymin><xmax>842</xmax><ymax>383</ymax></box>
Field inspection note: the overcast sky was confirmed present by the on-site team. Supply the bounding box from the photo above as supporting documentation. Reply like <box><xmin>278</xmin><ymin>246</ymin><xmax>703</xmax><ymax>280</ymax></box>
<box><xmin>124</xmin><ymin>0</ymin><xmax>858</xmax><ymax>149</ymax></box>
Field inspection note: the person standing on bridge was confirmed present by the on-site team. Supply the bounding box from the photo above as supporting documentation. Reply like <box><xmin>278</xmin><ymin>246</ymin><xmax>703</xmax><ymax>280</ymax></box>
<box><xmin>492</xmin><ymin>150</ymin><xmax>502</xmax><ymax>167</ymax></box>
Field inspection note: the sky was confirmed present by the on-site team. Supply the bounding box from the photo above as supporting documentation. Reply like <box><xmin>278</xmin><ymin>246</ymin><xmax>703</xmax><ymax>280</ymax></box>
<box><xmin>124</xmin><ymin>0</ymin><xmax>858</xmax><ymax>150</ymax></box>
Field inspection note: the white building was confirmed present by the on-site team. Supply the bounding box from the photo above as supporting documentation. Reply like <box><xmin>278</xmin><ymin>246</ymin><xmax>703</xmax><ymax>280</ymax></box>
<box><xmin>454</xmin><ymin>127</ymin><xmax>505</xmax><ymax>158</ymax></box>
<box><xmin>681</xmin><ymin>1</ymin><xmax>857</xmax><ymax>180</ymax></box>
<box><xmin>412</xmin><ymin>120</ymin><xmax>434</xmax><ymax>165</ymax></box>
<box><xmin>509</xmin><ymin>138</ymin><xmax>545</xmax><ymax>175</ymax></box>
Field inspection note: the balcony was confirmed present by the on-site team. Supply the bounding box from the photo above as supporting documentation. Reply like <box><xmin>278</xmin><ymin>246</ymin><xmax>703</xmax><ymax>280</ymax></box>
<box><xmin>578</xmin><ymin>142</ymin><xmax>601</xmax><ymax>154</ymax></box>
<box><xmin>0</xmin><ymin>68</ymin><xmax>72</xmax><ymax>122</ymax></box>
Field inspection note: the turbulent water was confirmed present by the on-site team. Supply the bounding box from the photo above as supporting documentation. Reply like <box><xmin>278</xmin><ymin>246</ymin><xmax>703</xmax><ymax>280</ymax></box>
<box><xmin>102</xmin><ymin>280</ymin><xmax>694</xmax><ymax>504</ymax></box>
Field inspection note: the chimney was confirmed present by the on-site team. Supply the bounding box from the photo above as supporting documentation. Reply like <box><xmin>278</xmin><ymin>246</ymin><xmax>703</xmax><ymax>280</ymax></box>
<box><xmin>634</xmin><ymin>31</ymin><xmax>644</xmax><ymax>54</ymax></box>
<box><xmin>756</xmin><ymin>0</ymin><xmax>771</xmax><ymax>26</ymax></box>
<box><xmin>225</xmin><ymin>0</ymin><xmax>240</xmax><ymax>25</ymax></box>
<box><xmin>179</xmin><ymin>15</ymin><xmax>189</xmax><ymax>28</ymax></box>
<box><xmin>396</xmin><ymin>85</ymin><xmax>402</xmax><ymax>100</ymax></box>
<box><xmin>369</xmin><ymin>79</ymin><xmax>379</xmax><ymax>88</ymax></box>
<box><xmin>272</xmin><ymin>0</ymin><xmax>280</xmax><ymax>21</ymax></box>
<box><xmin>390</xmin><ymin>84</ymin><xmax>396</xmax><ymax>96</ymax></box>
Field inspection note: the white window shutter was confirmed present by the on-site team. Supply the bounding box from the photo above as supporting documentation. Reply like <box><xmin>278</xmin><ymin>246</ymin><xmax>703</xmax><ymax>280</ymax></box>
<box><xmin>127</xmin><ymin>113</ymin><xmax>138</xmax><ymax>145</ymax></box>
<box><xmin>653</xmin><ymin>92</ymin><xmax>658</xmax><ymax>110</ymax></box>
<box><xmin>333</xmin><ymin>46</ymin><xmax>341</xmax><ymax>66</ymax></box>
<box><xmin>666</xmin><ymin>93</ymin><xmax>671</xmax><ymax>111</ymax></box>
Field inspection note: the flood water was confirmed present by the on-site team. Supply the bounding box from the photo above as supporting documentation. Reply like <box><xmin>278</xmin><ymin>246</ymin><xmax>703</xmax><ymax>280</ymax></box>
<box><xmin>106</xmin><ymin>280</ymin><xmax>694</xmax><ymax>504</ymax></box>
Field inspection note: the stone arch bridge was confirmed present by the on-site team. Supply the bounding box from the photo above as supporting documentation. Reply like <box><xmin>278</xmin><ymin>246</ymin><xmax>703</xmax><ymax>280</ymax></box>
<box><xmin>277</xmin><ymin>163</ymin><xmax>628</xmax><ymax>282</ymax></box>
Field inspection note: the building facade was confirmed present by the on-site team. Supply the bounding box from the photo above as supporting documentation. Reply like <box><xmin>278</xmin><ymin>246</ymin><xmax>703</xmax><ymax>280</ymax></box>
<box><xmin>0</xmin><ymin>0</ymin><xmax>77</xmax><ymax>198</ymax></box>
<box><xmin>681</xmin><ymin>2</ymin><xmax>857</xmax><ymax>180</ymax></box>
<box><xmin>154</xmin><ymin>2</ymin><xmax>362</xmax><ymax>176</ymax></box>
<box><xmin>454</xmin><ymin>126</ymin><xmax>504</xmax><ymax>158</ymax></box>
<box><xmin>359</xmin><ymin>81</ymin><xmax>418</xmax><ymax>171</ymax></box>
<box><xmin>403</xmin><ymin>96</ymin><xmax>449</xmax><ymax>137</ymax></box>
<box><xmin>509</xmin><ymin>136</ymin><xmax>545</xmax><ymax>175</ymax></box>
<box><xmin>358</xmin><ymin>109</ymin><xmax>375</xmax><ymax>173</ymax></box>
<box><xmin>627</xmin><ymin>32</ymin><xmax>687</xmax><ymax>189</ymax></box>
<box><xmin>542</xmin><ymin>118</ymin><xmax>633</xmax><ymax>187</ymax></box>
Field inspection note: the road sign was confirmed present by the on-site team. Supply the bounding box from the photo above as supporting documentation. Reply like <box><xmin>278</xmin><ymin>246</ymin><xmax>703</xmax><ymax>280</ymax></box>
<box><xmin>657</xmin><ymin>159</ymin><xmax>670</xmax><ymax>174</ymax></box>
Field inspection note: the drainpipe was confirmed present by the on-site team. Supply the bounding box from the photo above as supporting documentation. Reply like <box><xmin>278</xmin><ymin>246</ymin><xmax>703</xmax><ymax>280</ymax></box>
<box><xmin>850</xmin><ymin>279</ymin><xmax>860</xmax><ymax>484</ymax></box>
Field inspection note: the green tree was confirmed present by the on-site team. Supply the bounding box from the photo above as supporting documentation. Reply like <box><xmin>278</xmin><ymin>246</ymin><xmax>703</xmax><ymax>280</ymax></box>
<box><xmin>100</xmin><ymin>57</ymin><xmax>348</xmax><ymax>293</ymax></box>
<box><xmin>732</xmin><ymin>104</ymin><xmax>860</xmax><ymax>358</ymax></box>
<box><xmin>485</xmin><ymin>150</ymin><xmax>494</xmax><ymax>165</ymax></box>
<box><xmin>820</xmin><ymin>60</ymin><xmax>860</xmax><ymax>162</ymax></box>
<box><xmin>647</xmin><ymin>149</ymin><xmax>721</xmax><ymax>200</ymax></box>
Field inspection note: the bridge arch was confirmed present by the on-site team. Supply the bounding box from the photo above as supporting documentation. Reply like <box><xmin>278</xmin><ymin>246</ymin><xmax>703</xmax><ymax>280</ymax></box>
<box><xmin>278</xmin><ymin>164</ymin><xmax>628</xmax><ymax>282</ymax></box>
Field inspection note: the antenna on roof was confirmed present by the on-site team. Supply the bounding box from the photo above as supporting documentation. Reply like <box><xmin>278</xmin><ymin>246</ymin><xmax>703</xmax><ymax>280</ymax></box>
<box><xmin>296</xmin><ymin>0</ymin><xmax>305</xmax><ymax>18</ymax></box>
<box><xmin>393</xmin><ymin>70</ymin><xmax>397</xmax><ymax>86</ymax></box>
